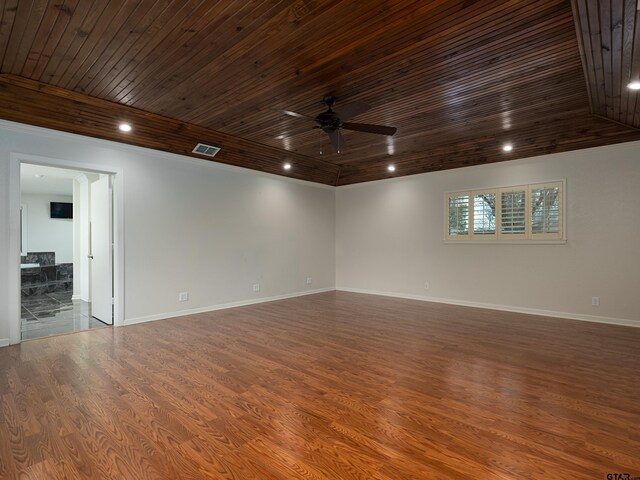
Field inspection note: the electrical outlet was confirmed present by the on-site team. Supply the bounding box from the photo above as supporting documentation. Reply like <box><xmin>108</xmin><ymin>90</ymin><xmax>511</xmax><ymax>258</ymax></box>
<box><xmin>179</xmin><ymin>292</ymin><xmax>189</xmax><ymax>302</ymax></box>
<box><xmin>591</xmin><ymin>296</ymin><xmax>600</xmax><ymax>307</ymax></box>
<box><xmin>306</xmin><ymin>277</ymin><xmax>312</xmax><ymax>285</ymax></box>
<box><xmin>253</xmin><ymin>283</ymin><xmax>260</xmax><ymax>293</ymax></box>
<box><xmin>424</xmin><ymin>281</ymin><xmax>430</xmax><ymax>290</ymax></box>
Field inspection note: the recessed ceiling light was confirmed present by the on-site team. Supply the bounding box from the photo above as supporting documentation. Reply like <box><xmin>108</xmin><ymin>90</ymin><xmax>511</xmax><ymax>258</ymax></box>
<box><xmin>283</xmin><ymin>163</ymin><xmax>292</xmax><ymax>171</ymax></box>
<box><xmin>118</xmin><ymin>123</ymin><xmax>132</xmax><ymax>132</ymax></box>
<box><xmin>34</xmin><ymin>174</ymin><xmax>44</xmax><ymax>178</ymax></box>
<box><xmin>503</xmin><ymin>143</ymin><xmax>513</xmax><ymax>152</ymax></box>
<box><xmin>388</xmin><ymin>165</ymin><xmax>396</xmax><ymax>172</ymax></box>
<box><xmin>628</xmin><ymin>81</ymin><xmax>640</xmax><ymax>90</ymax></box>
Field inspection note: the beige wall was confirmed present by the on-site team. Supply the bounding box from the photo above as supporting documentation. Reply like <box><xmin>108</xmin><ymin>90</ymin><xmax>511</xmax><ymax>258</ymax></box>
<box><xmin>336</xmin><ymin>141</ymin><xmax>640</xmax><ymax>325</ymax></box>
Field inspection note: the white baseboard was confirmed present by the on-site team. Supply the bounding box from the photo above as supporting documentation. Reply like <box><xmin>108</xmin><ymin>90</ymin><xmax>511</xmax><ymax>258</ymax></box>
<box><xmin>71</xmin><ymin>294</ymin><xmax>81</xmax><ymax>300</ymax></box>
<box><xmin>124</xmin><ymin>287</ymin><xmax>335</xmax><ymax>326</ymax></box>
<box><xmin>0</xmin><ymin>338</ymin><xmax>10</xmax><ymax>348</ymax></box>
<box><xmin>336</xmin><ymin>287</ymin><xmax>640</xmax><ymax>328</ymax></box>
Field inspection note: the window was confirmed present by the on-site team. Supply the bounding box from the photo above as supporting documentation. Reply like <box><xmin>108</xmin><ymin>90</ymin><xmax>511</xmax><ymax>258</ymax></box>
<box><xmin>530</xmin><ymin>183</ymin><xmax>561</xmax><ymax>239</ymax></box>
<box><xmin>472</xmin><ymin>191</ymin><xmax>496</xmax><ymax>239</ymax></box>
<box><xmin>446</xmin><ymin>181</ymin><xmax>564</xmax><ymax>242</ymax></box>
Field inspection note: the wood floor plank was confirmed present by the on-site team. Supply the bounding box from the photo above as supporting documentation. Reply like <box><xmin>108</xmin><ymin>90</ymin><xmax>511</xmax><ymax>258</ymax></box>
<box><xmin>0</xmin><ymin>291</ymin><xmax>638</xmax><ymax>479</ymax></box>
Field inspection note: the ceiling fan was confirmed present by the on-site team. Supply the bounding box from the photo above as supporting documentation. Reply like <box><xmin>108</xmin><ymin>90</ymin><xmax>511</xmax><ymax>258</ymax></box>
<box><xmin>277</xmin><ymin>96</ymin><xmax>397</xmax><ymax>152</ymax></box>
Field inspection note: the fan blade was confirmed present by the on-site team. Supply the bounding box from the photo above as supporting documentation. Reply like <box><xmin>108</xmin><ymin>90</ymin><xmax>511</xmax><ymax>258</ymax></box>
<box><xmin>342</xmin><ymin>122</ymin><xmax>397</xmax><ymax>136</ymax></box>
<box><xmin>275</xmin><ymin>109</ymin><xmax>317</xmax><ymax>121</ymax></box>
<box><xmin>336</xmin><ymin>101</ymin><xmax>370</xmax><ymax>121</ymax></box>
<box><xmin>327</xmin><ymin>129</ymin><xmax>347</xmax><ymax>152</ymax></box>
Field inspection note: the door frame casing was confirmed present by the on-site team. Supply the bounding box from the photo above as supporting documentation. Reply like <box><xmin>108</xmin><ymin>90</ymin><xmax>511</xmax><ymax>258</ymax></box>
<box><xmin>8</xmin><ymin>153</ymin><xmax>124</xmax><ymax>344</ymax></box>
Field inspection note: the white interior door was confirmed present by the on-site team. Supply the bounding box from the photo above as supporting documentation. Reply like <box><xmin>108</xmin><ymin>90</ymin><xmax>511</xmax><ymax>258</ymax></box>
<box><xmin>90</xmin><ymin>175</ymin><xmax>113</xmax><ymax>324</ymax></box>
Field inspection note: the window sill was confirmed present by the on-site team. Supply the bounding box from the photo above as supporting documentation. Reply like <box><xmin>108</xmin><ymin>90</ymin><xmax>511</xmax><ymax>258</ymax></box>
<box><xmin>444</xmin><ymin>239</ymin><xmax>567</xmax><ymax>245</ymax></box>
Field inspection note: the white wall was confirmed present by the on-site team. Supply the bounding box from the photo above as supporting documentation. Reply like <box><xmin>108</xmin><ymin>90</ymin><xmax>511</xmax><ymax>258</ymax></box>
<box><xmin>21</xmin><ymin>193</ymin><xmax>73</xmax><ymax>264</ymax></box>
<box><xmin>0</xmin><ymin>158</ymin><xmax>9</xmax><ymax>346</ymax></box>
<box><xmin>0</xmin><ymin>120</ymin><xmax>336</xmax><ymax>343</ymax></box>
<box><xmin>336</xmin><ymin>141</ymin><xmax>640</xmax><ymax>325</ymax></box>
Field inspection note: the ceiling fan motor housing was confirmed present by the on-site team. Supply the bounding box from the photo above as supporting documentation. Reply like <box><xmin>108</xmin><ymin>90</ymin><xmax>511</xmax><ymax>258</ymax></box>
<box><xmin>316</xmin><ymin>110</ymin><xmax>342</xmax><ymax>131</ymax></box>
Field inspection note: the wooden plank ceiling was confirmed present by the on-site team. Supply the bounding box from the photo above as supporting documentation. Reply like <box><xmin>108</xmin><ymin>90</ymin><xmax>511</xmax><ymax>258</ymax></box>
<box><xmin>0</xmin><ymin>0</ymin><xmax>639</xmax><ymax>186</ymax></box>
<box><xmin>572</xmin><ymin>0</ymin><xmax>640</xmax><ymax>128</ymax></box>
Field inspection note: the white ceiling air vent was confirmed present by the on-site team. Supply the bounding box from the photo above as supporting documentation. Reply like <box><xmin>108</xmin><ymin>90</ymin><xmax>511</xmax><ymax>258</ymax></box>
<box><xmin>192</xmin><ymin>143</ymin><xmax>221</xmax><ymax>157</ymax></box>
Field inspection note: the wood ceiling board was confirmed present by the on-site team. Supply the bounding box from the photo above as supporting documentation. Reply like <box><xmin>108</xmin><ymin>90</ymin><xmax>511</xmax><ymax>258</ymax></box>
<box><xmin>136</xmin><ymin>0</ymin><xmax>428</xmax><ymax>117</ymax></box>
<box><xmin>328</xmin><ymin>104</ymin><xmax>593</xmax><ymax>168</ymax></box>
<box><xmin>629</xmin><ymin>3</ymin><xmax>640</xmax><ymax>126</ymax></box>
<box><xmin>206</xmin><ymin>2</ymin><xmax>584</xmax><ymax>167</ymax></box>
<box><xmin>264</xmin><ymin>62</ymin><xmax>589</xmax><ymax>166</ymax></box>
<box><xmin>82</xmin><ymin>0</ymin><xmax>246</xmax><ymax>99</ymax></box>
<box><xmin>54</xmin><ymin>0</ymin><xmax>144</xmax><ymax>90</ymax></box>
<box><xmin>192</xmin><ymin>0</ymin><xmax>575</xmax><ymax>132</ymax></box>
<box><xmin>233</xmin><ymin>28</ymin><xmax>583</xmax><ymax>144</ymax></box>
<box><xmin>111</xmin><ymin>1</ymin><xmax>306</xmax><ymax>109</ymax></box>
<box><xmin>175</xmin><ymin>0</ymin><xmax>459</xmax><ymax>124</ymax></box>
<box><xmin>336</xmin><ymin>113</ymin><xmax>640</xmax><ymax>185</ymax></box>
<box><xmin>573</xmin><ymin>0</ymin><xmax>640</xmax><ymax>128</ymax></box>
<box><xmin>1</xmin><ymin>0</ymin><xmax>640</xmax><ymax>185</ymax></box>
<box><xmin>0</xmin><ymin>75</ymin><xmax>339</xmax><ymax>185</ymax></box>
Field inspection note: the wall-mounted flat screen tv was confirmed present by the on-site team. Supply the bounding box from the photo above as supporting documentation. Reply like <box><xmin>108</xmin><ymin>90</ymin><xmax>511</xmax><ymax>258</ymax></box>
<box><xmin>50</xmin><ymin>202</ymin><xmax>73</xmax><ymax>219</ymax></box>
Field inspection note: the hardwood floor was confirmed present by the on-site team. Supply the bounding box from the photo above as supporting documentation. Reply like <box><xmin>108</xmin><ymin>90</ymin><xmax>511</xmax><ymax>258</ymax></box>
<box><xmin>0</xmin><ymin>291</ymin><xmax>638</xmax><ymax>479</ymax></box>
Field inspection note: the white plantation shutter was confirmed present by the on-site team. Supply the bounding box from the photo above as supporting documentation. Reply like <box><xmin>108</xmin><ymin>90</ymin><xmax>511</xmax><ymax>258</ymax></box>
<box><xmin>530</xmin><ymin>182</ymin><xmax>563</xmax><ymax>239</ymax></box>
<box><xmin>446</xmin><ymin>193</ymin><xmax>470</xmax><ymax>240</ymax></box>
<box><xmin>498</xmin><ymin>187</ymin><xmax>527</xmax><ymax>239</ymax></box>
<box><xmin>446</xmin><ymin>180</ymin><xmax>565</xmax><ymax>242</ymax></box>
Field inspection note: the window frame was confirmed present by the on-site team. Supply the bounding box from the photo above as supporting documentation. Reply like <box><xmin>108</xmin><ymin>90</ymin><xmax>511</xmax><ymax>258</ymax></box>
<box><xmin>445</xmin><ymin>180</ymin><xmax>566</xmax><ymax>244</ymax></box>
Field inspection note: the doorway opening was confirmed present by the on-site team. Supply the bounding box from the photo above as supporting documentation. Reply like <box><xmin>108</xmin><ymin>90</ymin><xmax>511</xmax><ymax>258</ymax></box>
<box><xmin>20</xmin><ymin>163</ymin><xmax>114</xmax><ymax>340</ymax></box>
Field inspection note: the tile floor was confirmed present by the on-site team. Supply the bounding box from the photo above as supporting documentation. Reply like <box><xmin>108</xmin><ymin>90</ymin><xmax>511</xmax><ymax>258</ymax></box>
<box><xmin>21</xmin><ymin>290</ymin><xmax>109</xmax><ymax>340</ymax></box>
